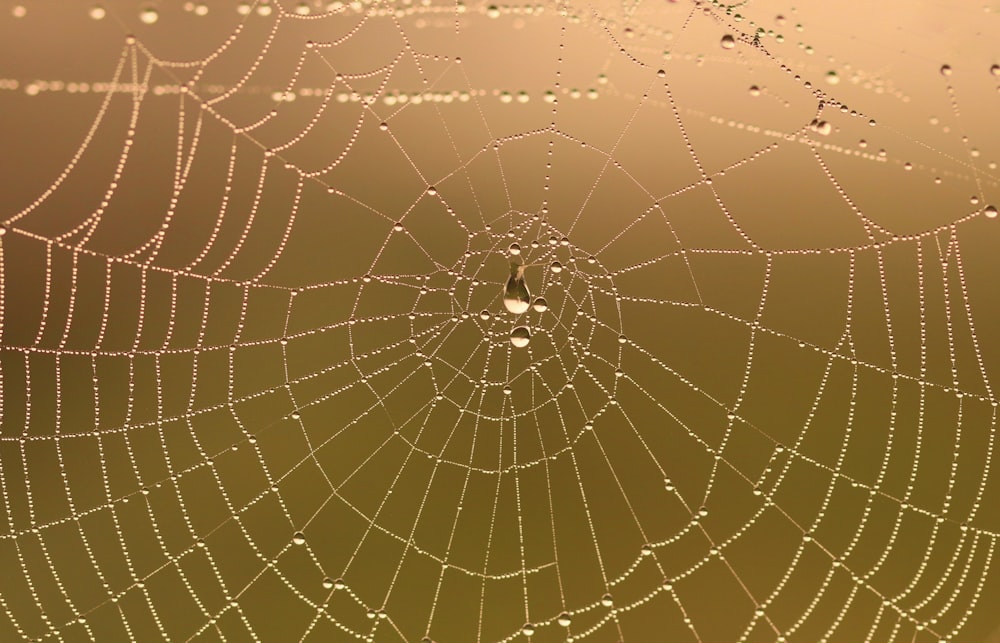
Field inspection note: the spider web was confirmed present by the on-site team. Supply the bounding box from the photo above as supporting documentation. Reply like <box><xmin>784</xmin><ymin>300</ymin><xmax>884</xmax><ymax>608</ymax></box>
<box><xmin>1</xmin><ymin>0</ymin><xmax>1000</xmax><ymax>641</ymax></box>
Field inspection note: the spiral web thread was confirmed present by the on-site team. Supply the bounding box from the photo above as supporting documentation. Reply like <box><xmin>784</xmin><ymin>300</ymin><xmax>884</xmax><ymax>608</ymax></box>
<box><xmin>1</xmin><ymin>1</ymin><xmax>999</xmax><ymax>641</ymax></box>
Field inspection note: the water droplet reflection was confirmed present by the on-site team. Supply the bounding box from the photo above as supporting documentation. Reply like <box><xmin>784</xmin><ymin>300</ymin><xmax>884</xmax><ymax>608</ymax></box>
<box><xmin>510</xmin><ymin>326</ymin><xmax>531</xmax><ymax>348</ymax></box>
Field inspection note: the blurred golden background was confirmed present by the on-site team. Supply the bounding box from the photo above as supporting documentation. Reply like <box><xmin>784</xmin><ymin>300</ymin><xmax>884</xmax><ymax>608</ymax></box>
<box><xmin>1</xmin><ymin>1</ymin><xmax>999</xmax><ymax>641</ymax></box>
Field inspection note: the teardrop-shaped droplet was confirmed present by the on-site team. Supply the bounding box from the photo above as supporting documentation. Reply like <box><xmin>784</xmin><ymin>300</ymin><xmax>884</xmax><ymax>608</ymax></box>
<box><xmin>510</xmin><ymin>326</ymin><xmax>531</xmax><ymax>348</ymax></box>
<box><xmin>720</xmin><ymin>34</ymin><xmax>736</xmax><ymax>49</ymax></box>
<box><xmin>503</xmin><ymin>263</ymin><xmax>531</xmax><ymax>314</ymax></box>
<box><xmin>532</xmin><ymin>297</ymin><xmax>547</xmax><ymax>312</ymax></box>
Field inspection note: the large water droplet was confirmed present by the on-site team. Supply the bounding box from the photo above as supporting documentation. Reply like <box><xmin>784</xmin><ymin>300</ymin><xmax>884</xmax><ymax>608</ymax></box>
<box><xmin>940</xmin><ymin>64</ymin><xmax>952</xmax><ymax>76</ymax></box>
<box><xmin>557</xmin><ymin>613</ymin><xmax>572</xmax><ymax>627</ymax></box>
<box><xmin>720</xmin><ymin>34</ymin><xmax>736</xmax><ymax>49</ymax></box>
<box><xmin>510</xmin><ymin>326</ymin><xmax>531</xmax><ymax>348</ymax></box>
<box><xmin>503</xmin><ymin>263</ymin><xmax>531</xmax><ymax>314</ymax></box>
<box><xmin>292</xmin><ymin>531</ymin><xmax>306</xmax><ymax>545</ymax></box>
<box><xmin>532</xmin><ymin>297</ymin><xmax>547</xmax><ymax>312</ymax></box>
<box><xmin>985</xmin><ymin>205</ymin><xmax>998</xmax><ymax>219</ymax></box>
<box><xmin>508</xmin><ymin>243</ymin><xmax>521</xmax><ymax>256</ymax></box>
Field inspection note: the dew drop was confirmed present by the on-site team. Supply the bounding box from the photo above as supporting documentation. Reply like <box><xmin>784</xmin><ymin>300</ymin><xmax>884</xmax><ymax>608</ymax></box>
<box><xmin>720</xmin><ymin>34</ymin><xmax>736</xmax><ymax>49</ymax></box>
<box><xmin>427</xmin><ymin>186</ymin><xmax>437</xmax><ymax>195</ymax></box>
<box><xmin>393</xmin><ymin>222</ymin><xmax>404</xmax><ymax>232</ymax></box>
<box><xmin>825</xmin><ymin>70</ymin><xmax>839</xmax><ymax>85</ymax></box>
<box><xmin>985</xmin><ymin>205</ymin><xmax>998</xmax><ymax>219</ymax></box>
<box><xmin>508</xmin><ymin>243</ymin><xmax>521</xmax><ymax>256</ymax></box>
<box><xmin>139</xmin><ymin>7</ymin><xmax>159</xmax><ymax>23</ymax></box>
<box><xmin>510</xmin><ymin>326</ymin><xmax>531</xmax><ymax>348</ymax></box>
<box><xmin>532</xmin><ymin>297</ymin><xmax>547</xmax><ymax>312</ymax></box>
<box><xmin>322</xmin><ymin>578</ymin><xmax>334</xmax><ymax>589</ymax></box>
<box><xmin>557</xmin><ymin>612</ymin><xmax>572</xmax><ymax>627</ymax></box>
<box><xmin>503</xmin><ymin>263</ymin><xmax>531</xmax><ymax>314</ymax></box>
<box><xmin>549</xmin><ymin>261</ymin><xmax>563</xmax><ymax>273</ymax></box>
<box><xmin>601</xmin><ymin>593</ymin><xmax>614</xmax><ymax>607</ymax></box>
<box><xmin>480</xmin><ymin>310</ymin><xmax>492</xmax><ymax>320</ymax></box>
<box><xmin>292</xmin><ymin>532</ymin><xmax>306</xmax><ymax>545</ymax></box>
<box><xmin>89</xmin><ymin>5</ymin><xmax>107</xmax><ymax>19</ymax></box>
<box><xmin>940</xmin><ymin>64</ymin><xmax>952</xmax><ymax>76</ymax></box>
<box><xmin>0</xmin><ymin>224</ymin><xmax>7</xmax><ymax>237</ymax></box>
<box><xmin>748</xmin><ymin>85</ymin><xmax>761</xmax><ymax>97</ymax></box>
<box><xmin>521</xmin><ymin>624</ymin><xmax>535</xmax><ymax>637</ymax></box>
<box><xmin>992</xmin><ymin>64</ymin><xmax>1000</xmax><ymax>77</ymax></box>
<box><xmin>486</xmin><ymin>4</ymin><xmax>499</xmax><ymax>17</ymax></box>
